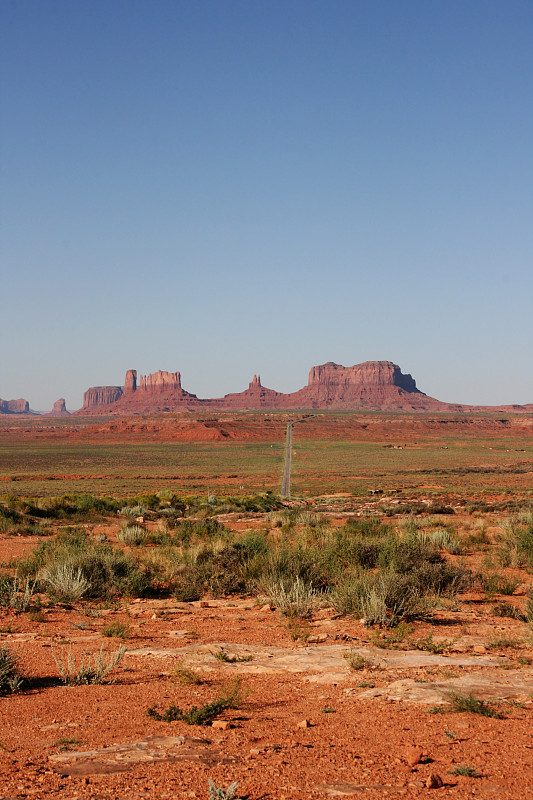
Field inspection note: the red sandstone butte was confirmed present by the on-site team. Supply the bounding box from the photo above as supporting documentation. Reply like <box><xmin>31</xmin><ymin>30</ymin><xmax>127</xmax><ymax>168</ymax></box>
<box><xmin>45</xmin><ymin>399</ymin><xmax>70</xmax><ymax>417</ymax></box>
<box><xmin>0</xmin><ymin>398</ymin><xmax>30</xmax><ymax>414</ymax></box>
<box><xmin>76</xmin><ymin>360</ymin><xmax>460</xmax><ymax>415</ymax></box>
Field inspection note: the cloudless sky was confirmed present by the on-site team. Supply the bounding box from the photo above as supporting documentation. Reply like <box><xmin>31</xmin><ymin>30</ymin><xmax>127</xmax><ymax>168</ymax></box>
<box><xmin>1</xmin><ymin>0</ymin><xmax>532</xmax><ymax>410</ymax></box>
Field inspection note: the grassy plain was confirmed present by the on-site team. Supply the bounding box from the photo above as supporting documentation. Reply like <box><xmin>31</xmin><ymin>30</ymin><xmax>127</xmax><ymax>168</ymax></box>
<box><xmin>1</xmin><ymin>411</ymin><xmax>532</xmax><ymax>500</ymax></box>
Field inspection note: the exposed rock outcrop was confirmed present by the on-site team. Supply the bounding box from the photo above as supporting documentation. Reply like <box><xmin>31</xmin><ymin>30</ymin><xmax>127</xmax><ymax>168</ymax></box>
<box><xmin>219</xmin><ymin>375</ymin><xmax>288</xmax><ymax>410</ymax></box>
<box><xmin>82</xmin><ymin>386</ymin><xmax>123</xmax><ymax>410</ymax></box>
<box><xmin>77</xmin><ymin>361</ymin><xmax>445</xmax><ymax>414</ymax></box>
<box><xmin>124</xmin><ymin>370</ymin><xmax>137</xmax><ymax>393</ymax></box>
<box><xmin>46</xmin><ymin>399</ymin><xmax>70</xmax><ymax>417</ymax></box>
<box><xmin>75</xmin><ymin>359</ymin><xmax>531</xmax><ymax>415</ymax></box>
<box><xmin>288</xmin><ymin>360</ymin><xmax>441</xmax><ymax>410</ymax></box>
<box><xmin>308</xmin><ymin>361</ymin><xmax>418</xmax><ymax>392</ymax></box>
<box><xmin>0</xmin><ymin>398</ymin><xmax>30</xmax><ymax>414</ymax></box>
<box><xmin>138</xmin><ymin>370</ymin><xmax>182</xmax><ymax>392</ymax></box>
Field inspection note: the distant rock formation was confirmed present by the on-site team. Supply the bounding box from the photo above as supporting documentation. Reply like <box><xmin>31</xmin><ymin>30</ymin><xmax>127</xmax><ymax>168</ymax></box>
<box><xmin>82</xmin><ymin>385</ymin><xmax>124</xmax><ymax>410</ymax></box>
<box><xmin>288</xmin><ymin>361</ymin><xmax>441</xmax><ymax>411</ymax></box>
<box><xmin>308</xmin><ymin>361</ymin><xmax>418</xmax><ymax>392</ymax></box>
<box><xmin>137</xmin><ymin>370</ymin><xmax>182</xmax><ymax>392</ymax></box>
<box><xmin>0</xmin><ymin>398</ymin><xmax>30</xmax><ymax>414</ymax></box>
<box><xmin>46</xmin><ymin>399</ymin><xmax>70</xmax><ymax>417</ymax></box>
<box><xmin>76</xmin><ymin>360</ymin><xmax>455</xmax><ymax>415</ymax></box>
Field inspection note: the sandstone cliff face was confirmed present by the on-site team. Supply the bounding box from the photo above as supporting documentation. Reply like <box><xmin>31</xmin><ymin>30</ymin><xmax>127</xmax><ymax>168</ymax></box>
<box><xmin>124</xmin><ymin>370</ymin><xmax>137</xmax><ymax>393</ymax></box>
<box><xmin>308</xmin><ymin>361</ymin><xmax>419</xmax><ymax>393</ymax></box>
<box><xmin>79</xmin><ymin>369</ymin><xmax>199</xmax><ymax>414</ymax></box>
<box><xmin>137</xmin><ymin>370</ymin><xmax>181</xmax><ymax>392</ymax></box>
<box><xmin>0</xmin><ymin>398</ymin><xmax>30</xmax><ymax>414</ymax></box>
<box><xmin>82</xmin><ymin>386</ymin><xmax>123</xmax><ymax>410</ymax></box>
<box><xmin>290</xmin><ymin>360</ymin><xmax>431</xmax><ymax>410</ymax></box>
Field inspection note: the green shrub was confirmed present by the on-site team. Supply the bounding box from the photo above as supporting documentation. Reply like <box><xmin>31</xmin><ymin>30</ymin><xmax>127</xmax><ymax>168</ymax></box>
<box><xmin>41</xmin><ymin>564</ymin><xmax>89</xmax><ymax>603</ymax></box>
<box><xmin>172</xmin><ymin>661</ymin><xmax>203</xmax><ymax>685</ymax></box>
<box><xmin>118</xmin><ymin>525</ymin><xmax>146</xmax><ymax>546</ymax></box>
<box><xmin>413</xmin><ymin>633</ymin><xmax>453</xmax><ymax>654</ymax></box>
<box><xmin>515</xmin><ymin>525</ymin><xmax>533</xmax><ymax>570</ymax></box>
<box><xmin>265</xmin><ymin>576</ymin><xmax>319</xmax><ymax>619</ymax></box>
<box><xmin>147</xmin><ymin>679</ymin><xmax>243</xmax><ymax>725</ymax></box>
<box><xmin>446</xmin><ymin>692</ymin><xmax>503</xmax><ymax>718</ymax></box>
<box><xmin>0</xmin><ymin>575</ymin><xmax>35</xmax><ymax>611</ymax></box>
<box><xmin>17</xmin><ymin>530</ymin><xmax>151</xmax><ymax>599</ymax></box>
<box><xmin>208</xmin><ymin>779</ymin><xmax>240</xmax><ymax>800</ymax></box>
<box><xmin>344</xmin><ymin>651</ymin><xmax>373</xmax><ymax>671</ymax></box>
<box><xmin>101</xmin><ymin>621</ymin><xmax>131</xmax><ymax>639</ymax></box>
<box><xmin>51</xmin><ymin>642</ymin><xmax>126</xmax><ymax>685</ymax></box>
<box><xmin>119</xmin><ymin>504</ymin><xmax>146</xmax><ymax>519</ymax></box>
<box><xmin>479</xmin><ymin>572</ymin><xmax>520</xmax><ymax>597</ymax></box>
<box><xmin>492</xmin><ymin>601</ymin><xmax>524</xmax><ymax>620</ymax></box>
<box><xmin>0</xmin><ymin>645</ymin><xmax>23</xmax><ymax>694</ymax></box>
<box><xmin>332</xmin><ymin>571</ymin><xmax>436</xmax><ymax>627</ymax></box>
<box><xmin>448</xmin><ymin>765</ymin><xmax>482</xmax><ymax>778</ymax></box>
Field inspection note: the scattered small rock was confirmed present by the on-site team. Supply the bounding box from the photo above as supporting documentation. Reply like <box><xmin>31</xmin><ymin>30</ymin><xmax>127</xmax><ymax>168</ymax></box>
<box><xmin>297</xmin><ymin>719</ymin><xmax>311</xmax><ymax>729</ymax></box>
<box><xmin>426</xmin><ymin>774</ymin><xmax>443</xmax><ymax>789</ymax></box>
<box><xmin>406</xmin><ymin>747</ymin><xmax>423</xmax><ymax>767</ymax></box>
<box><xmin>308</xmin><ymin>633</ymin><xmax>328</xmax><ymax>644</ymax></box>
<box><xmin>211</xmin><ymin>720</ymin><xmax>231</xmax><ymax>730</ymax></box>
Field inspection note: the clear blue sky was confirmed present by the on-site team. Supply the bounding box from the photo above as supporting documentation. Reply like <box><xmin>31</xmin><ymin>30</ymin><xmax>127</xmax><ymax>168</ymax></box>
<box><xmin>1</xmin><ymin>0</ymin><xmax>532</xmax><ymax>410</ymax></box>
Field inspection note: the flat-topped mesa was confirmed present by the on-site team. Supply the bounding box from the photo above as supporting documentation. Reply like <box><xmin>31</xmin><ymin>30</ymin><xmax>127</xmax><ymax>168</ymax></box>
<box><xmin>83</xmin><ymin>386</ymin><xmax>123</xmax><ymax>410</ymax></box>
<box><xmin>137</xmin><ymin>370</ymin><xmax>181</xmax><ymax>392</ymax></box>
<box><xmin>308</xmin><ymin>361</ymin><xmax>419</xmax><ymax>392</ymax></box>
<box><xmin>0</xmin><ymin>398</ymin><xmax>30</xmax><ymax>414</ymax></box>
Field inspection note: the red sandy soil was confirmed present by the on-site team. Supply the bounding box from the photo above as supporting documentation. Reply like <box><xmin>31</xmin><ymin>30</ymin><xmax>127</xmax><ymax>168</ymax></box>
<box><xmin>1</xmin><ymin>511</ymin><xmax>533</xmax><ymax>799</ymax></box>
<box><xmin>2</xmin><ymin>411</ymin><xmax>533</xmax><ymax>444</ymax></box>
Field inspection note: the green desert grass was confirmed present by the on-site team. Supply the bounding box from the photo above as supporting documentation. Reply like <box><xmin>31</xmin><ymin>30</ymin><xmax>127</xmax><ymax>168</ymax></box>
<box><xmin>1</xmin><ymin>433</ymin><xmax>532</xmax><ymax>497</ymax></box>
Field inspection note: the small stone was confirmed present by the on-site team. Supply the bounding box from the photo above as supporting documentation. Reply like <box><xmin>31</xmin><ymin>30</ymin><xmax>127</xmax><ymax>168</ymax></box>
<box><xmin>211</xmin><ymin>720</ymin><xmax>231</xmax><ymax>730</ymax></box>
<box><xmin>260</xmin><ymin>604</ymin><xmax>272</xmax><ymax>612</ymax></box>
<box><xmin>200</xmin><ymin>601</ymin><xmax>210</xmax><ymax>608</ymax></box>
<box><xmin>406</xmin><ymin>747</ymin><xmax>423</xmax><ymax>767</ymax></box>
<box><xmin>297</xmin><ymin>719</ymin><xmax>311</xmax><ymax>729</ymax></box>
<box><xmin>307</xmin><ymin>633</ymin><xmax>328</xmax><ymax>644</ymax></box>
<box><xmin>473</xmin><ymin>645</ymin><xmax>487</xmax><ymax>654</ymax></box>
<box><xmin>426</xmin><ymin>774</ymin><xmax>443</xmax><ymax>789</ymax></box>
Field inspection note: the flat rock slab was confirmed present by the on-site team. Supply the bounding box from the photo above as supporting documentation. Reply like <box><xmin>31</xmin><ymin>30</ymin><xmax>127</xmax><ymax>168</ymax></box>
<box><xmin>126</xmin><ymin>642</ymin><xmax>500</xmax><ymax>685</ymax></box>
<box><xmin>356</xmin><ymin>671</ymin><xmax>533</xmax><ymax>704</ymax></box>
<box><xmin>49</xmin><ymin>734</ymin><xmax>237</xmax><ymax>776</ymax></box>
<box><xmin>313</xmin><ymin>783</ymin><xmax>405</xmax><ymax>795</ymax></box>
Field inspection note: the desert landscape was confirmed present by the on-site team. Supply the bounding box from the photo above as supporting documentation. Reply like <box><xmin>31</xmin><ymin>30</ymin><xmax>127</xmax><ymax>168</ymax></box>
<box><xmin>1</xmin><ymin>407</ymin><xmax>533</xmax><ymax>800</ymax></box>
<box><xmin>4</xmin><ymin>1</ymin><xmax>531</xmax><ymax>797</ymax></box>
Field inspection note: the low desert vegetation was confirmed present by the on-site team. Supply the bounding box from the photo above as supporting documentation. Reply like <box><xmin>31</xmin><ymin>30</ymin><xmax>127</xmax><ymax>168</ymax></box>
<box><xmin>147</xmin><ymin>678</ymin><xmax>244</xmax><ymax>725</ymax></box>
<box><xmin>0</xmin><ymin>645</ymin><xmax>23</xmax><ymax>694</ymax></box>
<box><xmin>1</xmin><ymin>492</ymin><xmax>532</xmax><ymax>633</ymax></box>
<box><xmin>208</xmin><ymin>779</ymin><xmax>241</xmax><ymax>800</ymax></box>
<box><xmin>51</xmin><ymin>642</ymin><xmax>126</xmax><ymax>685</ymax></box>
